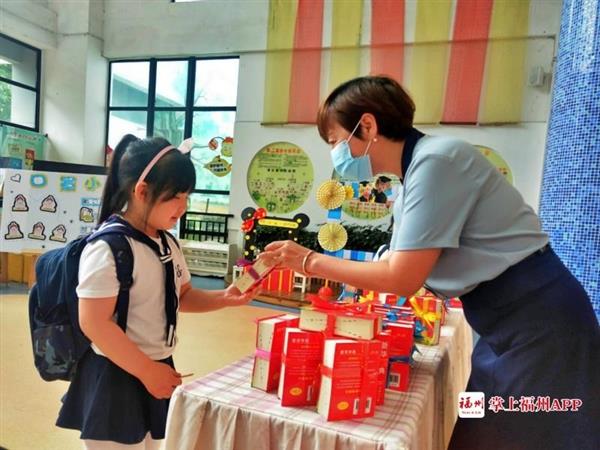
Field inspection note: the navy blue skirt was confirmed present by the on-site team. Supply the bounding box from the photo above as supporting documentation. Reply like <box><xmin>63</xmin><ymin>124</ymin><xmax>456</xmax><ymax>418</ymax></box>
<box><xmin>56</xmin><ymin>350</ymin><xmax>174</xmax><ymax>444</ymax></box>
<box><xmin>449</xmin><ymin>247</ymin><xmax>600</xmax><ymax>450</ymax></box>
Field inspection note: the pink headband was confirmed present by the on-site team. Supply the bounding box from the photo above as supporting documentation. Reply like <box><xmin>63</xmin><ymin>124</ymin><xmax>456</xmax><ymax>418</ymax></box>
<box><xmin>137</xmin><ymin>138</ymin><xmax>194</xmax><ymax>184</ymax></box>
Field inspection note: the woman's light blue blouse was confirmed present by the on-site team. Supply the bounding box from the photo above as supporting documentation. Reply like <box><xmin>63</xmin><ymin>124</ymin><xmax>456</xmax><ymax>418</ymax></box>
<box><xmin>390</xmin><ymin>135</ymin><xmax>548</xmax><ymax>298</ymax></box>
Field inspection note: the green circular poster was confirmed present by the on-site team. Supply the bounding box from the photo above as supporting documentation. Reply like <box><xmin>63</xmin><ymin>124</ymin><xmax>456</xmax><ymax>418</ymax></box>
<box><xmin>475</xmin><ymin>145</ymin><xmax>513</xmax><ymax>185</ymax></box>
<box><xmin>247</xmin><ymin>141</ymin><xmax>314</xmax><ymax>214</ymax></box>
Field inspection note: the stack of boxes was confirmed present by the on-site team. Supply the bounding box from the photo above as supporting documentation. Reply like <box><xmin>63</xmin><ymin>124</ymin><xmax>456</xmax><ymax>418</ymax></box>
<box><xmin>251</xmin><ymin>314</ymin><xmax>299</xmax><ymax>391</ymax></box>
<box><xmin>251</xmin><ymin>297</ymin><xmax>418</xmax><ymax>421</ymax></box>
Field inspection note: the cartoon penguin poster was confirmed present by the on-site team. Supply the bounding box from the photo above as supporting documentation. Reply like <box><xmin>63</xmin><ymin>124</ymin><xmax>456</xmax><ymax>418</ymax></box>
<box><xmin>28</xmin><ymin>222</ymin><xmax>47</xmax><ymax>240</ymax></box>
<box><xmin>4</xmin><ymin>221</ymin><xmax>24</xmax><ymax>240</ymax></box>
<box><xmin>11</xmin><ymin>194</ymin><xmax>29</xmax><ymax>212</ymax></box>
<box><xmin>40</xmin><ymin>195</ymin><xmax>58</xmax><ymax>213</ymax></box>
<box><xmin>49</xmin><ymin>224</ymin><xmax>67</xmax><ymax>243</ymax></box>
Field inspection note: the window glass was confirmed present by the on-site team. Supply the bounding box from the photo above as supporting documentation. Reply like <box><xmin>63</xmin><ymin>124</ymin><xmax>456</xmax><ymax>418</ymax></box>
<box><xmin>189</xmin><ymin>192</ymin><xmax>230</xmax><ymax>214</ymax></box>
<box><xmin>154</xmin><ymin>110</ymin><xmax>185</xmax><ymax>145</ymax></box>
<box><xmin>0</xmin><ymin>35</ymin><xmax>38</xmax><ymax>87</ymax></box>
<box><xmin>110</xmin><ymin>62</ymin><xmax>150</xmax><ymax>107</ymax></box>
<box><xmin>156</xmin><ymin>60</ymin><xmax>188</xmax><ymax>107</ymax></box>
<box><xmin>194</xmin><ymin>59</ymin><xmax>239</xmax><ymax>106</ymax></box>
<box><xmin>107</xmin><ymin>110</ymin><xmax>147</xmax><ymax>149</ymax></box>
<box><xmin>106</xmin><ymin>57</ymin><xmax>238</xmax><ymax>212</ymax></box>
<box><xmin>191</xmin><ymin>110</ymin><xmax>236</xmax><ymax>192</ymax></box>
<box><xmin>0</xmin><ymin>80</ymin><xmax>36</xmax><ymax>128</ymax></box>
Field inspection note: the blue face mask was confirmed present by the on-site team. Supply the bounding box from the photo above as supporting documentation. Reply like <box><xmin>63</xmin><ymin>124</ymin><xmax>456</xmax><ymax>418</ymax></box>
<box><xmin>330</xmin><ymin>120</ymin><xmax>374</xmax><ymax>181</ymax></box>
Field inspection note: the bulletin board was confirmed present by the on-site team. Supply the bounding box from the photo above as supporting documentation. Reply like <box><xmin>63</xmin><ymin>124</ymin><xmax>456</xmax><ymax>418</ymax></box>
<box><xmin>0</xmin><ymin>169</ymin><xmax>106</xmax><ymax>253</ymax></box>
<box><xmin>246</xmin><ymin>141</ymin><xmax>314</xmax><ymax>214</ymax></box>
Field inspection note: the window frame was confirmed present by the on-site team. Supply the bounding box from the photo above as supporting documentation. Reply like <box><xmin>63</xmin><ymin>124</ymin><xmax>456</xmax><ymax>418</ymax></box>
<box><xmin>105</xmin><ymin>55</ymin><xmax>239</xmax><ymax>199</ymax></box>
<box><xmin>0</xmin><ymin>32</ymin><xmax>42</xmax><ymax>132</ymax></box>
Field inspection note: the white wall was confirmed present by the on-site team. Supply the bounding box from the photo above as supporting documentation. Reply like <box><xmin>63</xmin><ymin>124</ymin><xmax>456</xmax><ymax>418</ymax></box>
<box><xmin>103</xmin><ymin>0</ymin><xmax>267</xmax><ymax>59</ymax></box>
<box><xmin>42</xmin><ymin>33</ymin><xmax>107</xmax><ymax>165</ymax></box>
<box><xmin>1</xmin><ymin>0</ymin><xmax>107</xmax><ymax>165</ymax></box>
<box><xmin>0</xmin><ymin>0</ymin><xmax>57</xmax><ymax>50</ymax></box>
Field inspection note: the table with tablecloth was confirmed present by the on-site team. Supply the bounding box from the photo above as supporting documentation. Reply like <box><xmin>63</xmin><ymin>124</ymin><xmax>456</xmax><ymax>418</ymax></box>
<box><xmin>165</xmin><ymin>309</ymin><xmax>473</xmax><ymax>450</ymax></box>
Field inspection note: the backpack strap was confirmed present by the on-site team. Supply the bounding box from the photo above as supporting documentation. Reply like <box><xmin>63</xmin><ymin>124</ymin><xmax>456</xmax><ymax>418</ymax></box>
<box><xmin>90</xmin><ymin>233</ymin><xmax>133</xmax><ymax>331</ymax></box>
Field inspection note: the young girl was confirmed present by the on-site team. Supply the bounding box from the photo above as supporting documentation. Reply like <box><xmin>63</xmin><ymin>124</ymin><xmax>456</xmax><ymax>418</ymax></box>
<box><xmin>56</xmin><ymin>135</ymin><xmax>257</xmax><ymax>449</ymax></box>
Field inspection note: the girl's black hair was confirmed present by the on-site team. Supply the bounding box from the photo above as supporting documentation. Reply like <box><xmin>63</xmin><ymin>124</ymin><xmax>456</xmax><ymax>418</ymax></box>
<box><xmin>98</xmin><ymin>135</ymin><xmax>196</xmax><ymax>224</ymax></box>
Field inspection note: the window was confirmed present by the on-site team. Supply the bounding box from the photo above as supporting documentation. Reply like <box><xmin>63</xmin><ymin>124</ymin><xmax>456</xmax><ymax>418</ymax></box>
<box><xmin>0</xmin><ymin>33</ymin><xmax>41</xmax><ymax>131</ymax></box>
<box><xmin>106</xmin><ymin>57</ymin><xmax>239</xmax><ymax>214</ymax></box>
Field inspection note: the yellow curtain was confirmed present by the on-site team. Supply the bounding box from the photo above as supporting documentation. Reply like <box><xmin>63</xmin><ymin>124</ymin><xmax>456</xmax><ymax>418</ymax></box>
<box><xmin>408</xmin><ymin>0</ymin><xmax>453</xmax><ymax>124</ymax></box>
<box><xmin>263</xmin><ymin>0</ymin><xmax>298</xmax><ymax>124</ymax></box>
<box><xmin>328</xmin><ymin>0</ymin><xmax>364</xmax><ymax>92</ymax></box>
<box><xmin>479</xmin><ymin>0</ymin><xmax>530</xmax><ymax>123</ymax></box>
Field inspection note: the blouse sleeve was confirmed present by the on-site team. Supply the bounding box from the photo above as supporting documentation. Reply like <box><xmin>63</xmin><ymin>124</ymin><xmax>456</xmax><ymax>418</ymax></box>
<box><xmin>76</xmin><ymin>240</ymin><xmax>120</xmax><ymax>298</ymax></box>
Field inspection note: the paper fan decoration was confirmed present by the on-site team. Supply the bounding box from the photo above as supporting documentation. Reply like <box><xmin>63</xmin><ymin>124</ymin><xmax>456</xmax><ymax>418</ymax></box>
<box><xmin>316</xmin><ymin>180</ymin><xmax>346</xmax><ymax>210</ymax></box>
<box><xmin>318</xmin><ymin>223</ymin><xmax>348</xmax><ymax>252</ymax></box>
<box><xmin>344</xmin><ymin>185</ymin><xmax>355</xmax><ymax>200</ymax></box>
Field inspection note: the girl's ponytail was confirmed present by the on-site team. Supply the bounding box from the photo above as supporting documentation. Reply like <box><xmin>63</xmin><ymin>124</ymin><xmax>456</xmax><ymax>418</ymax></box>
<box><xmin>98</xmin><ymin>134</ymin><xmax>139</xmax><ymax>224</ymax></box>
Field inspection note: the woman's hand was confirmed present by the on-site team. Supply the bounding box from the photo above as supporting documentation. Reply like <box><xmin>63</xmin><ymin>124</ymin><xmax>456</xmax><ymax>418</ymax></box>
<box><xmin>140</xmin><ymin>360</ymin><xmax>183</xmax><ymax>399</ymax></box>
<box><xmin>222</xmin><ymin>283</ymin><xmax>260</xmax><ymax>307</ymax></box>
<box><xmin>261</xmin><ymin>240</ymin><xmax>313</xmax><ymax>274</ymax></box>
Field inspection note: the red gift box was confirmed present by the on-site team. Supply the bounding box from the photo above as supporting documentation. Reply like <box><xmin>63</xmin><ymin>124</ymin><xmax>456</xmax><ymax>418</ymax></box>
<box><xmin>383</xmin><ymin>321</ymin><xmax>414</xmax><ymax>356</ymax></box>
<box><xmin>446</xmin><ymin>297</ymin><xmax>462</xmax><ymax>309</ymax></box>
<box><xmin>387</xmin><ymin>359</ymin><xmax>410</xmax><ymax>391</ymax></box>
<box><xmin>409</xmin><ymin>296</ymin><xmax>443</xmax><ymax>345</ymax></box>
<box><xmin>374</xmin><ymin>335</ymin><xmax>389</xmax><ymax>405</ymax></box>
<box><xmin>373</xmin><ymin>305</ymin><xmax>415</xmax><ymax>322</ymax></box>
<box><xmin>251</xmin><ymin>314</ymin><xmax>299</xmax><ymax>392</ymax></box>
<box><xmin>278</xmin><ymin>328</ymin><xmax>324</xmax><ymax>406</ymax></box>
<box><xmin>299</xmin><ymin>306</ymin><xmax>382</xmax><ymax>340</ymax></box>
<box><xmin>317</xmin><ymin>339</ymin><xmax>382</xmax><ymax>421</ymax></box>
<box><xmin>362</xmin><ymin>290</ymin><xmax>399</xmax><ymax>305</ymax></box>
<box><xmin>235</xmin><ymin>259</ymin><xmax>274</xmax><ymax>293</ymax></box>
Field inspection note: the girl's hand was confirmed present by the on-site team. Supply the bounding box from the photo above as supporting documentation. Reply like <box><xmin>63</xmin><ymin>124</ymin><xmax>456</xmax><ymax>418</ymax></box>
<box><xmin>260</xmin><ymin>240</ymin><xmax>312</xmax><ymax>274</ymax></box>
<box><xmin>223</xmin><ymin>283</ymin><xmax>260</xmax><ymax>307</ymax></box>
<box><xmin>140</xmin><ymin>361</ymin><xmax>183</xmax><ymax>399</ymax></box>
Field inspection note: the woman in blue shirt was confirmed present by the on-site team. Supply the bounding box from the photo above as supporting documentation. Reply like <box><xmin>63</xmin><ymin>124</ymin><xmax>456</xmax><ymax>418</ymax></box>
<box><xmin>261</xmin><ymin>76</ymin><xmax>599</xmax><ymax>450</ymax></box>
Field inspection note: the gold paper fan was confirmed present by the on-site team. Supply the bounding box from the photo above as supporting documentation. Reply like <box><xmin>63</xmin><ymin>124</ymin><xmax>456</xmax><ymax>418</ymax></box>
<box><xmin>318</xmin><ymin>223</ymin><xmax>348</xmax><ymax>252</ymax></box>
<box><xmin>344</xmin><ymin>185</ymin><xmax>355</xmax><ymax>200</ymax></box>
<box><xmin>316</xmin><ymin>180</ymin><xmax>346</xmax><ymax>210</ymax></box>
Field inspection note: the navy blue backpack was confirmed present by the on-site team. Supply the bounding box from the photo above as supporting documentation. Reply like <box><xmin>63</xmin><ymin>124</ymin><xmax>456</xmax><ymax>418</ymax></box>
<box><xmin>28</xmin><ymin>221</ymin><xmax>137</xmax><ymax>381</ymax></box>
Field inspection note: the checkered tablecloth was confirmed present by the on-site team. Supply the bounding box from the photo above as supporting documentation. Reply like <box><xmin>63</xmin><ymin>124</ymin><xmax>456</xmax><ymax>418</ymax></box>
<box><xmin>165</xmin><ymin>309</ymin><xmax>472</xmax><ymax>450</ymax></box>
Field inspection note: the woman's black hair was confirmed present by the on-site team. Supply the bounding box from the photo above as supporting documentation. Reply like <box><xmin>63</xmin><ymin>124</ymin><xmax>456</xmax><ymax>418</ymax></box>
<box><xmin>98</xmin><ymin>135</ymin><xmax>196</xmax><ymax>224</ymax></box>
